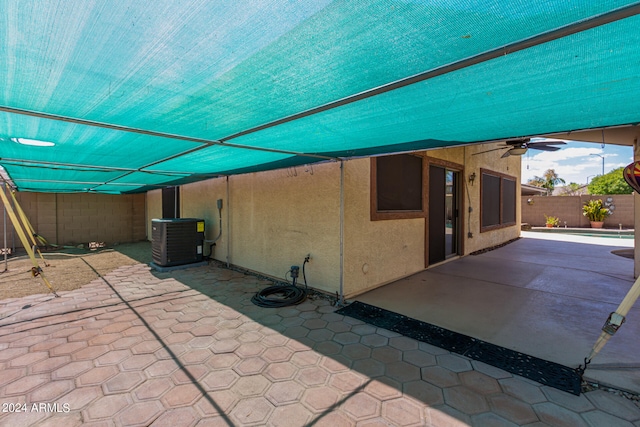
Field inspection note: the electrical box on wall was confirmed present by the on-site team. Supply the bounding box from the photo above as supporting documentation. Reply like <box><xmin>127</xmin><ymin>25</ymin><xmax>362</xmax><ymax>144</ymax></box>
<box><xmin>151</xmin><ymin>218</ymin><xmax>205</xmax><ymax>267</ymax></box>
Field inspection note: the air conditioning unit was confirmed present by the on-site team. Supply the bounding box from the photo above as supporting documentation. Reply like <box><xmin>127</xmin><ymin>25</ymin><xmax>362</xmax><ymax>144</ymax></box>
<box><xmin>151</xmin><ymin>218</ymin><xmax>205</xmax><ymax>267</ymax></box>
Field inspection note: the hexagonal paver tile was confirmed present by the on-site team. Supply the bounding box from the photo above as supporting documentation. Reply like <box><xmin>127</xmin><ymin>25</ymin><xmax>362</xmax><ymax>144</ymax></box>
<box><xmin>150</xmin><ymin>407</ymin><xmax>198</xmax><ymax>427</ymax></box>
<box><xmin>145</xmin><ymin>359</ymin><xmax>179</xmax><ymax>378</ymax></box>
<box><xmin>471</xmin><ymin>412</ymin><xmax>521</xmax><ymax>427</ymax></box>
<box><xmin>49</xmin><ymin>341</ymin><xmax>86</xmax><ymax>357</ymax></box>
<box><xmin>382</xmin><ymin>398</ymin><xmax>424</xmax><ymax>426</ymax></box>
<box><xmin>365</xmin><ymin>377</ymin><xmax>402</xmax><ymax>401</ymax></box>
<box><xmin>116</xmin><ymin>401</ymin><xmax>164</xmax><ymax>427</ymax></box>
<box><xmin>389</xmin><ymin>336</ymin><xmax>419</xmax><ymax>352</ymax></box>
<box><xmin>161</xmin><ymin>383</ymin><xmax>202</xmax><ymax>408</ymax></box>
<box><xmin>95</xmin><ymin>349</ymin><xmax>131</xmax><ymax>366</ymax></box>
<box><xmin>270</xmin><ymin>403</ymin><xmax>313</xmax><ymax>427</ymax></box>
<box><xmin>533</xmin><ymin>402</ymin><xmax>590</xmax><ymax>427</ymax></box>
<box><xmin>327</xmin><ymin>321</ymin><xmax>352</xmax><ymax>333</ymax></box>
<box><xmin>353</xmin><ymin>358</ymin><xmax>385</xmax><ymax>378</ymax></box>
<box><xmin>265</xmin><ymin>381</ymin><xmax>306</xmax><ymax>405</ymax></box>
<box><xmin>542</xmin><ymin>387</ymin><xmax>595</xmax><ymax>413</ymax></box>
<box><xmin>585</xmin><ymin>390</ymin><xmax>640</xmax><ymax>422</ymax></box>
<box><xmin>296</xmin><ymin>366</ymin><xmax>330</xmax><ymax>387</ymax></box>
<box><xmin>302</xmin><ymin>387</ymin><xmax>341</xmax><ymax>413</ymax></box>
<box><xmin>103</xmin><ymin>371</ymin><xmax>145</xmax><ymax>394</ymax></box>
<box><xmin>361</xmin><ymin>334</ymin><xmax>389</xmax><ymax>348</ymax></box>
<box><xmin>28</xmin><ymin>379</ymin><xmax>74</xmax><ymax>403</ymax></box>
<box><xmin>58</xmin><ymin>385</ymin><xmax>101</xmax><ymax>410</ymax></box>
<box><xmin>385</xmin><ymin>361</ymin><xmax>421</xmax><ymax>383</ymax></box>
<box><xmin>237</xmin><ymin>331</ymin><xmax>263</xmax><ymax>343</ymax></box>
<box><xmin>120</xmin><ymin>354</ymin><xmax>156</xmax><ymax>371</ymax></box>
<box><xmin>307</xmin><ymin>329</ymin><xmax>335</xmax><ymax>343</ymax></box>
<box><xmin>233</xmin><ymin>375</ymin><xmax>271</xmax><ymax>397</ymax></box>
<box><xmin>403</xmin><ymin>380</ymin><xmax>444</xmax><ymax>406</ymax></box>
<box><xmin>444</xmin><ymin>386</ymin><xmax>490</xmax><ymax>415</ymax></box>
<box><xmin>262</xmin><ymin>347</ymin><xmax>294</xmax><ymax>363</ymax></box>
<box><xmin>230</xmin><ymin>397</ymin><xmax>274</xmax><ymax>425</ymax></box>
<box><xmin>372</xmin><ymin>347</ymin><xmax>402</xmax><ymax>364</ymax></box>
<box><xmin>488</xmin><ymin>394</ymin><xmax>539</xmax><ymax>425</ymax></box>
<box><xmin>582</xmin><ymin>410</ymin><xmax>638</xmax><ymax>427</ymax></box>
<box><xmin>84</xmin><ymin>394</ymin><xmax>130</xmax><ymax>421</ymax></box>
<box><xmin>135</xmin><ymin>378</ymin><xmax>173</xmax><ymax>400</ymax></box>
<box><xmin>210</xmin><ymin>339</ymin><xmax>240</xmax><ymax>354</ymax></box>
<box><xmin>459</xmin><ymin>371</ymin><xmax>501</xmax><ymax>395</ymax></box>
<box><xmin>76</xmin><ymin>366</ymin><xmax>120</xmax><ymax>387</ymax></box>
<box><xmin>235</xmin><ymin>342</ymin><xmax>266</xmax><ymax>358</ymax></box>
<box><xmin>131</xmin><ymin>340</ymin><xmax>163</xmax><ymax>354</ymax></box>
<box><xmin>334</xmin><ymin>332</ymin><xmax>360</xmax><ymax>345</ymax></box>
<box><xmin>264</xmin><ymin>362</ymin><xmax>298</xmax><ymax>382</ymax></box>
<box><xmin>233</xmin><ymin>357</ymin><xmax>267</xmax><ymax>376</ymax></box>
<box><xmin>8</xmin><ymin>351</ymin><xmax>48</xmax><ymax>368</ymax></box>
<box><xmin>436</xmin><ymin>354</ymin><xmax>472</xmax><ymax>373</ymax></box>
<box><xmin>194</xmin><ymin>391</ymin><xmax>238</xmax><ymax>417</ymax></box>
<box><xmin>342</xmin><ymin>392</ymin><xmax>381</xmax><ymax>421</ymax></box>
<box><xmin>206</xmin><ymin>353</ymin><xmax>240</xmax><ymax>370</ymax></box>
<box><xmin>29</xmin><ymin>356</ymin><xmax>71</xmax><ymax>374</ymax></box>
<box><xmin>403</xmin><ymin>350</ymin><xmax>436</xmax><ymax>368</ymax></box>
<box><xmin>202</xmin><ymin>370</ymin><xmax>239</xmax><ymax>391</ymax></box>
<box><xmin>421</xmin><ymin>366</ymin><xmax>461</xmax><ymax>388</ymax></box>
<box><xmin>499</xmin><ymin>378</ymin><xmax>546</xmax><ymax>404</ymax></box>
<box><xmin>73</xmin><ymin>344</ymin><xmax>111</xmax><ymax>361</ymax></box>
<box><xmin>321</xmin><ymin>356</ymin><xmax>351</xmax><ymax>373</ymax></box>
<box><xmin>171</xmin><ymin>365</ymin><xmax>209</xmax><ymax>384</ymax></box>
<box><xmin>111</xmin><ymin>336</ymin><xmax>142</xmax><ymax>350</ymax></box>
<box><xmin>330</xmin><ymin>371</ymin><xmax>368</xmax><ymax>393</ymax></box>
<box><xmin>291</xmin><ymin>350</ymin><xmax>321</xmax><ymax>367</ymax></box>
<box><xmin>341</xmin><ymin>343</ymin><xmax>372</xmax><ymax>361</ymax></box>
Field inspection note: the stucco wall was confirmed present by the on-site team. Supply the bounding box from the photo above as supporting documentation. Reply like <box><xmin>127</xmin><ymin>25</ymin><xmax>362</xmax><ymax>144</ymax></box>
<box><xmin>146</xmin><ymin>143</ymin><xmax>521</xmax><ymax>297</ymax></box>
<box><xmin>522</xmin><ymin>195</ymin><xmax>633</xmax><ymax>228</ymax></box>
<box><xmin>175</xmin><ymin>163</ymin><xmax>342</xmax><ymax>295</ymax></box>
<box><xmin>3</xmin><ymin>192</ymin><xmax>146</xmax><ymax>248</ymax></box>
<box><xmin>343</xmin><ymin>158</ymin><xmax>426</xmax><ymax>297</ymax></box>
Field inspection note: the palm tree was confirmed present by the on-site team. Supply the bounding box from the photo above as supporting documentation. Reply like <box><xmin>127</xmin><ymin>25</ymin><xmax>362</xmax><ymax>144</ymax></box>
<box><xmin>528</xmin><ymin>169</ymin><xmax>565</xmax><ymax>195</ymax></box>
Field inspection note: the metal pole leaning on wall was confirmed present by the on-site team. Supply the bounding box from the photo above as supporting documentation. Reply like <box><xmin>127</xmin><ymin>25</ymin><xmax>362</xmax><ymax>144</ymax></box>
<box><xmin>339</xmin><ymin>160</ymin><xmax>345</xmax><ymax>305</ymax></box>
<box><xmin>9</xmin><ymin>189</ymin><xmax>49</xmax><ymax>266</ymax></box>
<box><xmin>0</xmin><ymin>185</ymin><xmax>58</xmax><ymax>297</ymax></box>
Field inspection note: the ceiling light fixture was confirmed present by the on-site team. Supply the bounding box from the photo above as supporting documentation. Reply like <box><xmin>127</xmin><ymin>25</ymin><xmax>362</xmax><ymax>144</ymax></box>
<box><xmin>11</xmin><ymin>137</ymin><xmax>55</xmax><ymax>147</ymax></box>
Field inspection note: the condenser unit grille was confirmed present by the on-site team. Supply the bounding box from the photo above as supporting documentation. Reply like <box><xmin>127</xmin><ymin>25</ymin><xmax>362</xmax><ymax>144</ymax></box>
<box><xmin>152</xmin><ymin>218</ymin><xmax>205</xmax><ymax>267</ymax></box>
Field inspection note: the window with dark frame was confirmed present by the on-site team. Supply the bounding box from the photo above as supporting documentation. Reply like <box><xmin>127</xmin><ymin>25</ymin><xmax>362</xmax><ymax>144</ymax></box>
<box><xmin>481</xmin><ymin>170</ymin><xmax>516</xmax><ymax>230</ymax></box>
<box><xmin>375</xmin><ymin>154</ymin><xmax>423</xmax><ymax>212</ymax></box>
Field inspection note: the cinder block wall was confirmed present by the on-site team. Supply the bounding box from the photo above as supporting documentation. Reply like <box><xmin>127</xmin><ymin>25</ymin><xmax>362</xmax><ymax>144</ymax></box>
<box><xmin>0</xmin><ymin>192</ymin><xmax>146</xmax><ymax>248</ymax></box>
<box><xmin>521</xmin><ymin>194</ymin><xmax>633</xmax><ymax>228</ymax></box>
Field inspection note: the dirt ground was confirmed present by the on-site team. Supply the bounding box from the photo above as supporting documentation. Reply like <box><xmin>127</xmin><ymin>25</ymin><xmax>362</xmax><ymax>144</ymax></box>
<box><xmin>0</xmin><ymin>241</ymin><xmax>153</xmax><ymax>300</ymax></box>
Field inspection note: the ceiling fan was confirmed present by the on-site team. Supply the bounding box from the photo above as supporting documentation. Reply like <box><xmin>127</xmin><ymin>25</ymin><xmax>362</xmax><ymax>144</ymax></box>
<box><xmin>473</xmin><ymin>138</ymin><xmax>566</xmax><ymax>158</ymax></box>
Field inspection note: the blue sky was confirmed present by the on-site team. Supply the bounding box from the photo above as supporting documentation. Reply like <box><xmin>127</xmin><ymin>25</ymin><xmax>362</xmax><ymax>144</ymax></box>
<box><xmin>521</xmin><ymin>140</ymin><xmax>633</xmax><ymax>185</ymax></box>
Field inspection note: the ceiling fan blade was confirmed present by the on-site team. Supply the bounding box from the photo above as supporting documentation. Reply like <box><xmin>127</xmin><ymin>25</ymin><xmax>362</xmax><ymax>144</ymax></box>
<box><xmin>529</xmin><ymin>145</ymin><xmax>562</xmax><ymax>152</ymax></box>
<box><xmin>472</xmin><ymin>146</ymin><xmax>509</xmax><ymax>156</ymax></box>
<box><xmin>528</xmin><ymin>140</ymin><xmax>566</xmax><ymax>148</ymax></box>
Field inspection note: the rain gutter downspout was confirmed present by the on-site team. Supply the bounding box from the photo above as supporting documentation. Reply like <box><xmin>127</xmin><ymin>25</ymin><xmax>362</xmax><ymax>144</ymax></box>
<box><xmin>226</xmin><ymin>176</ymin><xmax>230</xmax><ymax>268</ymax></box>
<box><xmin>339</xmin><ymin>160</ymin><xmax>345</xmax><ymax>305</ymax></box>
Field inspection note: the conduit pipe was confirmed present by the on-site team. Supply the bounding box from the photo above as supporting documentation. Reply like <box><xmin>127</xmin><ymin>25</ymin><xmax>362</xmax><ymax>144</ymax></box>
<box><xmin>339</xmin><ymin>160</ymin><xmax>345</xmax><ymax>305</ymax></box>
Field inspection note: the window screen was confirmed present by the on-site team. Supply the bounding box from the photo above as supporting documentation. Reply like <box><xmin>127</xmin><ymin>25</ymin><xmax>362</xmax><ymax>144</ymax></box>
<box><xmin>481</xmin><ymin>170</ymin><xmax>516</xmax><ymax>231</ymax></box>
<box><xmin>376</xmin><ymin>154</ymin><xmax>422</xmax><ymax>211</ymax></box>
<box><xmin>502</xmin><ymin>178</ymin><xmax>516</xmax><ymax>224</ymax></box>
<box><xmin>481</xmin><ymin>173</ymin><xmax>500</xmax><ymax>227</ymax></box>
<box><xmin>162</xmin><ymin>186</ymin><xmax>180</xmax><ymax>218</ymax></box>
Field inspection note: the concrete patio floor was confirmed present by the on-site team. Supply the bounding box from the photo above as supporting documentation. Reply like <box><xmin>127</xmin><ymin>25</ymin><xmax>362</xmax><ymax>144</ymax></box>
<box><xmin>0</xmin><ymin>255</ymin><xmax>639</xmax><ymax>426</ymax></box>
<box><xmin>356</xmin><ymin>231</ymin><xmax>640</xmax><ymax>397</ymax></box>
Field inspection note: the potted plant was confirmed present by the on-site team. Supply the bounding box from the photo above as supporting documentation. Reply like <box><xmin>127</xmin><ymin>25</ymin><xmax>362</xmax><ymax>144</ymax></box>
<box><xmin>544</xmin><ymin>214</ymin><xmax>560</xmax><ymax>228</ymax></box>
<box><xmin>582</xmin><ymin>199</ymin><xmax>610</xmax><ymax>228</ymax></box>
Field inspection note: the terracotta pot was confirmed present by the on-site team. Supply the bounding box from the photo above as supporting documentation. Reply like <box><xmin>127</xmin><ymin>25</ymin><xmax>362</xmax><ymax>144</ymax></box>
<box><xmin>546</xmin><ymin>224</ymin><xmax>553</xmax><ymax>228</ymax></box>
<box><xmin>590</xmin><ymin>221</ymin><xmax>604</xmax><ymax>228</ymax></box>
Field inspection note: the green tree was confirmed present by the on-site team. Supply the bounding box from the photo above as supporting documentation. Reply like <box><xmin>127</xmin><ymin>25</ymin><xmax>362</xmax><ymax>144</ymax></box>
<box><xmin>560</xmin><ymin>182</ymin><xmax>583</xmax><ymax>196</ymax></box>
<box><xmin>587</xmin><ymin>167</ymin><xmax>632</xmax><ymax>194</ymax></box>
<box><xmin>528</xmin><ymin>169</ymin><xmax>565</xmax><ymax>195</ymax></box>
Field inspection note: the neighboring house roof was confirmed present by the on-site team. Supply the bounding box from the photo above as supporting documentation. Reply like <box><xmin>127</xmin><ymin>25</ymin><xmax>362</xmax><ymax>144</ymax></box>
<box><xmin>1</xmin><ymin>3</ymin><xmax>640</xmax><ymax>194</ymax></box>
<box><xmin>521</xmin><ymin>184</ymin><xmax>548</xmax><ymax>196</ymax></box>
<box><xmin>552</xmin><ymin>185</ymin><xmax>589</xmax><ymax>196</ymax></box>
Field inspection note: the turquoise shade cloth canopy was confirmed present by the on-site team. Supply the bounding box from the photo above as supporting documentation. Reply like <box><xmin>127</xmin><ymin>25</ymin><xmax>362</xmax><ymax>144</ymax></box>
<box><xmin>1</xmin><ymin>1</ymin><xmax>640</xmax><ymax>193</ymax></box>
